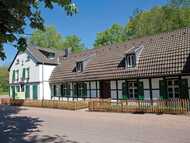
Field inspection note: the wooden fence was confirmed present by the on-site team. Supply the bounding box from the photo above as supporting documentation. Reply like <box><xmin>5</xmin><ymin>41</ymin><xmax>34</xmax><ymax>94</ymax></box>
<box><xmin>88</xmin><ymin>99</ymin><xmax>190</xmax><ymax>114</ymax></box>
<box><xmin>0</xmin><ymin>98</ymin><xmax>88</xmax><ymax>110</ymax></box>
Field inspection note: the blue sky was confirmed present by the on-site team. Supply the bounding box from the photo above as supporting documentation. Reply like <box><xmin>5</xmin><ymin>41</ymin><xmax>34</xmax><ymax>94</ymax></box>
<box><xmin>0</xmin><ymin>0</ymin><xmax>167</xmax><ymax>66</ymax></box>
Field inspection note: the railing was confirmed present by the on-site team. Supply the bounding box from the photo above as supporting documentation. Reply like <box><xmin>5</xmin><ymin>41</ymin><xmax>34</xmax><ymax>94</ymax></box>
<box><xmin>88</xmin><ymin>99</ymin><xmax>190</xmax><ymax>114</ymax></box>
<box><xmin>0</xmin><ymin>98</ymin><xmax>88</xmax><ymax>110</ymax></box>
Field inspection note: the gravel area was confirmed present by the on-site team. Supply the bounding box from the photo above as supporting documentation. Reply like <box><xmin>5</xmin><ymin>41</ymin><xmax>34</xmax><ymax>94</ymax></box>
<box><xmin>0</xmin><ymin>105</ymin><xmax>190</xmax><ymax>143</ymax></box>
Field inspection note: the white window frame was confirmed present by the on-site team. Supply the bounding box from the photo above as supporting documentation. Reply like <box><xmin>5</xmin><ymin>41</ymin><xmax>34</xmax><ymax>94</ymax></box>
<box><xmin>167</xmin><ymin>79</ymin><xmax>179</xmax><ymax>99</ymax></box>
<box><xmin>76</xmin><ymin>62</ymin><xmax>83</xmax><ymax>72</ymax></box>
<box><xmin>126</xmin><ymin>54</ymin><xmax>136</xmax><ymax>68</ymax></box>
<box><xmin>128</xmin><ymin>81</ymin><xmax>138</xmax><ymax>99</ymax></box>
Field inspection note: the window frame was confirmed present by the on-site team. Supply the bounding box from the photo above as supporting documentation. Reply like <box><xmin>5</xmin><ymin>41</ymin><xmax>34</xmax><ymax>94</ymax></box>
<box><xmin>125</xmin><ymin>54</ymin><xmax>136</xmax><ymax>68</ymax></box>
<box><xmin>76</xmin><ymin>61</ymin><xmax>83</xmax><ymax>72</ymax></box>
<box><xmin>167</xmin><ymin>79</ymin><xmax>180</xmax><ymax>99</ymax></box>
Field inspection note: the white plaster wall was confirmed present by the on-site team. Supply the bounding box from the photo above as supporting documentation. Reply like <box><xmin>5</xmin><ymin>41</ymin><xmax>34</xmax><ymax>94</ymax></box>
<box><xmin>9</xmin><ymin>52</ymin><xmax>40</xmax><ymax>83</ymax></box>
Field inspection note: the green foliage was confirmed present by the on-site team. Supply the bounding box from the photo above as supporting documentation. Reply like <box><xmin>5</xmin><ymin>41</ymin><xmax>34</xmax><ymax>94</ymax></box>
<box><xmin>0</xmin><ymin>0</ymin><xmax>77</xmax><ymax>60</ymax></box>
<box><xmin>93</xmin><ymin>1</ymin><xmax>190</xmax><ymax>47</ymax></box>
<box><xmin>126</xmin><ymin>6</ymin><xmax>190</xmax><ymax>39</ymax></box>
<box><xmin>63</xmin><ymin>35</ymin><xmax>86</xmax><ymax>53</ymax></box>
<box><xmin>94</xmin><ymin>24</ymin><xmax>127</xmax><ymax>48</ymax></box>
<box><xmin>29</xmin><ymin>26</ymin><xmax>85</xmax><ymax>53</ymax></box>
<box><xmin>30</xmin><ymin>26</ymin><xmax>65</xmax><ymax>49</ymax></box>
<box><xmin>0</xmin><ymin>66</ymin><xmax>9</xmax><ymax>93</ymax></box>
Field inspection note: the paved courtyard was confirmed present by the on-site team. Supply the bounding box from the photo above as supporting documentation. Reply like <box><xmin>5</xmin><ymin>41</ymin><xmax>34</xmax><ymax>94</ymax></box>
<box><xmin>0</xmin><ymin>105</ymin><xmax>190</xmax><ymax>143</ymax></box>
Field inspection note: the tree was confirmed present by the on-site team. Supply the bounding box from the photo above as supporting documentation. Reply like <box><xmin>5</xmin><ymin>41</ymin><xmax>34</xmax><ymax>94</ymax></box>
<box><xmin>30</xmin><ymin>26</ymin><xmax>65</xmax><ymax>49</ymax></box>
<box><xmin>0</xmin><ymin>0</ymin><xmax>77</xmax><ymax>60</ymax></box>
<box><xmin>29</xmin><ymin>26</ymin><xmax>85</xmax><ymax>53</ymax></box>
<box><xmin>93</xmin><ymin>24</ymin><xmax>126</xmax><ymax>48</ymax></box>
<box><xmin>168</xmin><ymin>0</ymin><xmax>190</xmax><ymax>8</ymax></box>
<box><xmin>0</xmin><ymin>66</ymin><xmax>8</xmax><ymax>94</ymax></box>
<box><xmin>63</xmin><ymin>35</ymin><xmax>85</xmax><ymax>53</ymax></box>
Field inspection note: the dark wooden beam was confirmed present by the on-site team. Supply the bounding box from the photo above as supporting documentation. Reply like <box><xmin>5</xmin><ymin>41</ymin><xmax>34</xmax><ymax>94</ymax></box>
<box><xmin>116</xmin><ymin>80</ymin><xmax>119</xmax><ymax>102</ymax></box>
<box><xmin>89</xmin><ymin>81</ymin><xmax>92</xmax><ymax>99</ymax></box>
<box><xmin>96</xmin><ymin>81</ymin><xmax>98</xmax><ymax>98</ymax></box>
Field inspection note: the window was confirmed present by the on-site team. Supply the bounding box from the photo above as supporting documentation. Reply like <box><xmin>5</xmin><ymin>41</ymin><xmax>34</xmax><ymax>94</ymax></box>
<box><xmin>47</xmin><ymin>53</ymin><xmax>55</xmax><ymax>59</ymax></box>
<box><xmin>16</xmin><ymin>59</ymin><xmax>19</xmax><ymax>65</ymax></box>
<box><xmin>26</xmin><ymin>55</ymin><xmax>30</xmax><ymax>62</ymax></box>
<box><xmin>76</xmin><ymin>62</ymin><xmax>83</xmax><ymax>72</ymax></box>
<box><xmin>126</xmin><ymin>54</ymin><xmax>136</xmax><ymax>68</ymax></box>
<box><xmin>128</xmin><ymin>81</ymin><xmax>138</xmax><ymax>99</ymax></box>
<box><xmin>167</xmin><ymin>79</ymin><xmax>179</xmax><ymax>98</ymax></box>
<box><xmin>16</xmin><ymin>70</ymin><xmax>19</xmax><ymax>81</ymax></box>
<box><xmin>21</xmin><ymin>84</ymin><xmax>24</xmax><ymax>92</ymax></box>
<box><xmin>78</xmin><ymin>83</ymin><xmax>87</xmax><ymax>98</ymax></box>
<box><xmin>26</xmin><ymin>68</ymin><xmax>30</xmax><ymax>79</ymax></box>
<box><xmin>61</xmin><ymin>83</ymin><xmax>70</xmax><ymax>97</ymax></box>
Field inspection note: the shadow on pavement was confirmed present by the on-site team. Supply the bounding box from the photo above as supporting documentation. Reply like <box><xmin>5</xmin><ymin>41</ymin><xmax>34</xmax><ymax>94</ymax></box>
<box><xmin>0</xmin><ymin>105</ymin><xmax>80</xmax><ymax>143</ymax></box>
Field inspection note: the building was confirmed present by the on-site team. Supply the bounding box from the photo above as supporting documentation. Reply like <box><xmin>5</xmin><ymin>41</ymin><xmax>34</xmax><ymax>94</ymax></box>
<box><xmin>8</xmin><ymin>47</ymin><xmax>65</xmax><ymax>100</ymax></box>
<box><xmin>9</xmin><ymin>28</ymin><xmax>190</xmax><ymax>101</ymax></box>
<box><xmin>49</xmin><ymin>28</ymin><xmax>190</xmax><ymax>101</ymax></box>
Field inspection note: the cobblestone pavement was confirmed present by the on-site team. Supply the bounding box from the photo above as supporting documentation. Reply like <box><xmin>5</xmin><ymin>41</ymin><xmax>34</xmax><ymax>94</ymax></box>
<box><xmin>1</xmin><ymin>105</ymin><xmax>190</xmax><ymax>143</ymax></box>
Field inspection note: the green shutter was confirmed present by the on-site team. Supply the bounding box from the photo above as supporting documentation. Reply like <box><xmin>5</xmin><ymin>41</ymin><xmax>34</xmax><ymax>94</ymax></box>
<box><xmin>27</xmin><ymin>68</ymin><xmax>30</xmax><ymax>79</ymax></box>
<box><xmin>32</xmin><ymin>85</ymin><xmax>38</xmax><ymax>100</ymax></box>
<box><xmin>159</xmin><ymin>80</ymin><xmax>168</xmax><ymax>99</ymax></box>
<box><xmin>138</xmin><ymin>81</ymin><xmax>144</xmax><ymax>100</ymax></box>
<box><xmin>82</xmin><ymin>83</ymin><xmax>87</xmax><ymax>98</ymax></box>
<box><xmin>12</xmin><ymin>70</ymin><xmax>15</xmax><ymax>81</ymax></box>
<box><xmin>73</xmin><ymin>84</ymin><xmax>77</xmax><ymax>98</ymax></box>
<box><xmin>25</xmin><ymin>85</ymin><xmax>30</xmax><ymax>99</ymax></box>
<box><xmin>122</xmin><ymin>81</ymin><xmax>128</xmax><ymax>100</ymax></box>
<box><xmin>66</xmin><ymin>83</ymin><xmax>70</xmax><ymax>97</ymax></box>
<box><xmin>22</xmin><ymin>68</ymin><xmax>26</xmax><ymax>79</ymax></box>
<box><xmin>180</xmin><ymin>79</ymin><xmax>189</xmax><ymax>99</ymax></box>
<box><xmin>12</xmin><ymin>86</ymin><xmax>15</xmax><ymax>99</ymax></box>
<box><xmin>16</xmin><ymin>70</ymin><xmax>19</xmax><ymax>80</ymax></box>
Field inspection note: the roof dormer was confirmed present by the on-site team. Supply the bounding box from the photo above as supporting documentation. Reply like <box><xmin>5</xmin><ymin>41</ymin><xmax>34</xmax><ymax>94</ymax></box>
<box><xmin>124</xmin><ymin>45</ymin><xmax>144</xmax><ymax>69</ymax></box>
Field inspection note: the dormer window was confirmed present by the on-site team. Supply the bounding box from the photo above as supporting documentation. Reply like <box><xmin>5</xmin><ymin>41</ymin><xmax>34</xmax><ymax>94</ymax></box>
<box><xmin>47</xmin><ymin>53</ymin><xmax>55</xmax><ymax>59</ymax></box>
<box><xmin>126</xmin><ymin>54</ymin><xmax>136</xmax><ymax>68</ymax></box>
<box><xmin>76</xmin><ymin>61</ymin><xmax>83</xmax><ymax>72</ymax></box>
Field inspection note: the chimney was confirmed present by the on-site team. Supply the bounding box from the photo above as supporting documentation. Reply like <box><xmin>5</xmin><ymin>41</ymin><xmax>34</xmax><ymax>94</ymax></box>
<box><xmin>64</xmin><ymin>48</ymin><xmax>71</xmax><ymax>58</ymax></box>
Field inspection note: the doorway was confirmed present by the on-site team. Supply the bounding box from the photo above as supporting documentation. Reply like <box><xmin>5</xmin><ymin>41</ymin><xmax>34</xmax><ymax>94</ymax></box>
<box><xmin>100</xmin><ymin>80</ymin><xmax>111</xmax><ymax>99</ymax></box>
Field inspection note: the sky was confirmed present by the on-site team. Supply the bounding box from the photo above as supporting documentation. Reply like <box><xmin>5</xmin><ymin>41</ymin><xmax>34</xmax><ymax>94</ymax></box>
<box><xmin>0</xmin><ymin>0</ymin><xmax>167</xmax><ymax>66</ymax></box>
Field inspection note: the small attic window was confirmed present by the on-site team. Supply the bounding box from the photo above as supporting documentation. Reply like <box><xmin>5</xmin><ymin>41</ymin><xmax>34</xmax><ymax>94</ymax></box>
<box><xmin>76</xmin><ymin>61</ymin><xmax>83</xmax><ymax>72</ymax></box>
<box><xmin>125</xmin><ymin>54</ymin><xmax>136</xmax><ymax>68</ymax></box>
<box><xmin>47</xmin><ymin>53</ymin><xmax>55</xmax><ymax>59</ymax></box>
<box><xmin>16</xmin><ymin>59</ymin><xmax>19</xmax><ymax>65</ymax></box>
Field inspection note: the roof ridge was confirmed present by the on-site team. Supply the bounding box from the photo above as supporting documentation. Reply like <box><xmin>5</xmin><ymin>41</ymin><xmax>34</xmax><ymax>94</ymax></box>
<box><xmin>66</xmin><ymin>27</ymin><xmax>190</xmax><ymax>59</ymax></box>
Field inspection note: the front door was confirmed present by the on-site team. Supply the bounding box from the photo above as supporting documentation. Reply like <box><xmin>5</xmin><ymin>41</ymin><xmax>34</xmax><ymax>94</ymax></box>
<box><xmin>32</xmin><ymin>85</ymin><xmax>38</xmax><ymax>100</ymax></box>
<box><xmin>100</xmin><ymin>80</ymin><xmax>111</xmax><ymax>99</ymax></box>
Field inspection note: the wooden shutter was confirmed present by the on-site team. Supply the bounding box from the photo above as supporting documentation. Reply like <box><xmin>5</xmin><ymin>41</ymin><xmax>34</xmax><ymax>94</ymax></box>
<box><xmin>32</xmin><ymin>85</ymin><xmax>38</xmax><ymax>100</ymax></box>
<box><xmin>22</xmin><ymin>68</ymin><xmax>25</xmax><ymax>79</ymax></box>
<box><xmin>159</xmin><ymin>80</ymin><xmax>167</xmax><ymax>99</ymax></box>
<box><xmin>53</xmin><ymin>85</ymin><xmax>56</xmax><ymax>97</ymax></box>
<box><xmin>82</xmin><ymin>83</ymin><xmax>87</xmax><ymax>98</ymax></box>
<box><xmin>27</xmin><ymin>68</ymin><xmax>30</xmax><ymax>79</ymax></box>
<box><xmin>66</xmin><ymin>83</ymin><xmax>70</xmax><ymax>97</ymax></box>
<box><xmin>12</xmin><ymin>86</ymin><xmax>15</xmax><ymax>99</ymax></box>
<box><xmin>61</xmin><ymin>84</ymin><xmax>64</xmax><ymax>97</ymax></box>
<box><xmin>138</xmin><ymin>81</ymin><xmax>144</xmax><ymax>100</ymax></box>
<box><xmin>73</xmin><ymin>83</ymin><xmax>77</xmax><ymax>98</ymax></box>
<box><xmin>25</xmin><ymin>85</ymin><xmax>30</xmax><ymax>99</ymax></box>
<box><xmin>122</xmin><ymin>81</ymin><xmax>128</xmax><ymax>100</ymax></box>
<box><xmin>180</xmin><ymin>79</ymin><xmax>189</xmax><ymax>99</ymax></box>
<box><xmin>12</xmin><ymin>70</ymin><xmax>15</xmax><ymax>81</ymax></box>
